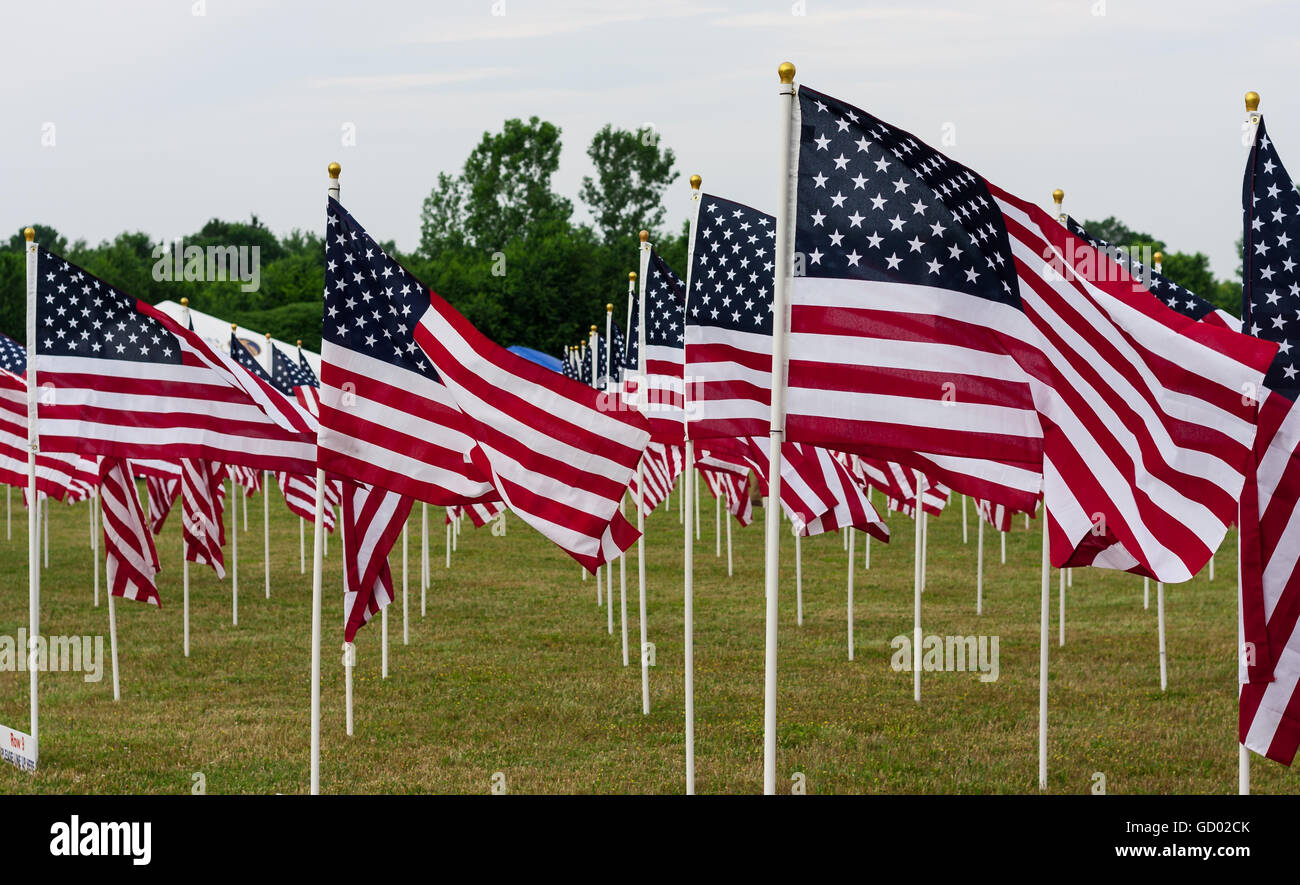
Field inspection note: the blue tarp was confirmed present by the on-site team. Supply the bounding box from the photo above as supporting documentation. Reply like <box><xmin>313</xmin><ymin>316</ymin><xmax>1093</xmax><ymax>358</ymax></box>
<box><xmin>507</xmin><ymin>345</ymin><xmax>564</xmax><ymax>373</ymax></box>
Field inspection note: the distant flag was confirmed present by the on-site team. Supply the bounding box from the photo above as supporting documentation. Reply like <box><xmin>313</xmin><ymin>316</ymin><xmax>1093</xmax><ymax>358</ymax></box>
<box><xmin>297</xmin><ymin>342</ymin><xmax>318</xmax><ymax>385</ymax></box>
<box><xmin>642</xmin><ymin>252</ymin><xmax>688</xmax><ymax>444</ymax></box>
<box><xmin>341</xmin><ymin>481</ymin><xmax>411</xmax><ymax>643</ymax></box>
<box><xmin>144</xmin><ymin>474</ymin><xmax>179</xmax><ymax>536</ymax></box>
<box><xmin>0</xmin><ymin>331</ymin><xmax>25</xmax><ymax>374</ymax></box>
<box><xmin>782</xmin><ymin>83</ymin><xmax>1274</xmax><ymax>581</ymax></box>
<box><xmin>1237</xmin><ymin>114</ymin><xmax>1300</xmax><ymax>765</ymax></box>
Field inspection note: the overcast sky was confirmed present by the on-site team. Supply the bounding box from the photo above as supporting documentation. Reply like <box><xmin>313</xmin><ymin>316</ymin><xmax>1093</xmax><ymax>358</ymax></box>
<box><xmin>5</xmin><ymin>0</ymin><xmax>1298</xmax><ymax>279</ymax></box>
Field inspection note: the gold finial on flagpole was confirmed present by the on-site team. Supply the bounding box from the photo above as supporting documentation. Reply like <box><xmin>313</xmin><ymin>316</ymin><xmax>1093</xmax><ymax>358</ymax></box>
<box><xmin>1052</xmin><ymin>188</ymin><xmax>1064</xmax><ymax>206</ymax></box>
<box><xmin>590</xmin><ymin>325</ymin><xmax>598</xmax><ymax>333</ymax></box>
<box><xmin>606</xmin><ymin>303</ymin><xmax>613</xmax><ymax>312</ymax></box>
<box><xmin>690</xmin><ymin>174</ymin><xmax>702</xmax><ymax>190</ymax></box>
<box><xmin>296</xmin><ymin>339</ymin><xmax>303</xmax><ymax>347</ymax></box>
<box><xmin>778</xmin><ymin>62</ymin><xmax>796</xmax><ymax>84</ymax></box>
<box><xmin>232</xmin><ymin>323</ymin><xmax>238</xmax><ymax>331</ymax></box>
<box><xmin>629</xmin><ymin>272</ymin><xmax>637</xmax><ymax>282</ymax></box>
<box><xmin>328</xmin><ymin>162</ymin><xmax>341</xmax><ymax>179</ymax></box>
<box><xmin>1245</xmin><ymin>91</ymin><xmax>1260</xmax><ymax>112</ymax></box>
<box><xmin>1153</xmin><ymin>251</ymin><xmax>1163</xmax><ymax>268</ymax></box>
<box><xmin>23</xmin><ymin>227</ymin><xmax>35</xmax><ymax>242</ymax></box>
<box><xmin>180</xmin><ymin>297</ymin><xmax>189</xmax><ymax>307</ymax></box>
<box><xmin>639</xmin><ymin>230</ymin><xmax>649</xmax><ymax>243</ymax></box>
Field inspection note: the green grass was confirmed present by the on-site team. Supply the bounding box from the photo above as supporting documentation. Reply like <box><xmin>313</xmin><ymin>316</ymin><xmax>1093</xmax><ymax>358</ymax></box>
<box><xmin>0</xmin><ymin>485</ymin><xmax>1294</xmax><ymax>794</ymax></box>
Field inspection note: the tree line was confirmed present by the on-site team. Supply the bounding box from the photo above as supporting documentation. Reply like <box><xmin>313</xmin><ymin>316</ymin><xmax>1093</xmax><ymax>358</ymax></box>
<box><xmin>0</xmin><ymin>119</ymin><xmax>1241</xmax><ymax>355</ymax></box>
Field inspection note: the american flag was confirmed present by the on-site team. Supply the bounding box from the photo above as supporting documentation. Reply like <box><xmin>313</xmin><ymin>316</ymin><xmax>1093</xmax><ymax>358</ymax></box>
<box><xmin>99</xmin><ymin>458</ymin><xmax>161</xmax><ymax>607</ymax></box>
<box><xmin>642</xmin><ymin>251</ymin><xmax>688</xmax><ymax>444</ymax></box>
<box><xmin>297</xmin><ymin>344</ymin><xmax>318</xmax><ymax>385</ymax></box>
<box><xmin>145</xmin><ymin>473</ymin><xmax>179</xmax><ymax>535</ymax></box>
<box><xmin>0</xmin><ymin>331</ymin><xmax>25</xmax><ymax>374</ymax></box>
<box><xmin>1237</xmin><ymin>116</ymin><xmax>1300</xmax><ymax>764</ymax></box>
<box><xmin>342</xmin><ymin>480</ymin><xmax>411</xmax><ymax>643</ymax></box>
<box><xmin>272</xmin><ymin>344</ymin><xmax>318</xmax><ymax>397</ymax></box>
<box><xmin>785</xmin><ymin>84</ymin><xmax>1274</xmax><ymax>581</ymax></box>
<box><xmin>607</xmin><ymin>321</ymin><xmax>627</xmax><ymax>390</ymax></box>
<box><xmin>685</xmin><ymin>193</ymin><xmax>776</xmax><ymax>440</ymax></box>
<box><xmin>447</xmin><ymin>500</ymin><xmax>506</xmax><ymax>528</ymax></box>
<box><xmin>412</xmin><ymin>267</ymin><xmax>652</xmax><ymax>573</ymax></box>
<box><xmin>700</xmin><ymin>465</ymin><xmax>753</xmax><ymax>527</ymax></box>
<box><xmin>976</xmin><ymin>497</ymin><xmax>1014</xmax><ymax>533</ymax></box>
<box><xmin>33</xmin><ymin>249</ymin><xmax>316</xmax><ymax>474</ymax></box>
<box><xmin>0</xmin><ymin>367</ymin><xmax>85</xmax><ymax>499</ymax></box>
<box><xmin>318</xmin><ymin>199</ymin><xmax>496</xmax><ymax>507</ymax></box>
<box><xmin>181</xmin><ymin>458</ymin><xmax>225</xmax><ymax>578</ymax></box>
<box><xmin>227</xmin><ymin>463</ymin><xmax>262</xmax><ymax>495</ymax></box>
<box><xmin>629</xmin><ymin>441</ymin><xmax>681</xmax><ymax>517</ymax></box>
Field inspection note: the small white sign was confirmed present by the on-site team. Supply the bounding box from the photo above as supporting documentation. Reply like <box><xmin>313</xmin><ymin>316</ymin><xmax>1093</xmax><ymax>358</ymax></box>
<box><xmin>0</xmin><ymin>723</ymin><xmax>36</xmax><ymax>772</ymax></box>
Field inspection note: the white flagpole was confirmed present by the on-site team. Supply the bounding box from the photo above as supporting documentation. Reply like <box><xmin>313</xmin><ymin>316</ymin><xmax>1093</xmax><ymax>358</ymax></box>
<box><xmin>263</xmin><ymin>471</ymin><xmax>270</xmax><ymax>598</ymax></box>
<box><xmin>1039</xmin><ymin>504</ymin><xmax>1050</xmax><ymax>791</ymax></box>
<box><xmin>795</xmin><ymin>531</ymin><xmax>803</xmax><ymax>627</ymax></box>
<box><xmin>620</xmin><ymin>494</ymin><xmax>628</xmax><ymax>667</ymax></box>
<box><xmin>421</xmin><ymin>503</ymin><xmax>428</xmax><ymax>617</ymax></box>
<box><xmin>763</xmin><ymin>62</ymin><xmax>797</xmax><ymax>794</ymax></box>
<box><xmin>381</xmin><ymin>607</ymin><xmax>389</xmax><ymax>678</ymax></box>
<box><xmin>299</xmin><ymin>516</ymin><xmax>305</xmax><ymax>575</ymax></box>
<box><xmin>606</xmin><ymin>550</ymin><xmax>614</xmax><ymax>634</ymax></box>
<box><xmin>309</xmin><ymin>163</ymin><xmax>340</xmax><ymax>793</ymax></box>
<box><xmin>183</xmin><ymin>534</ymin><xmax>190</xmax><ymax>657</ymax></box>
<box><xmin>636</xmin><ymin>460</ymin><xmax>650</xmax><ymax>714</ymax></box>
<box><xmin>242</xmin><ymin>481</ymin><xmax>248</xmax><ymax>532</ymax></box>
<box><xmin>715</xmin><ymin>492</ymin><xmax>721</xmax><ymax>558</ymax></box>
<box><xmin>6</xmin><ymin>485</ymin><xmax>10</xmax><ymax>540</ymax></box>
<box><xmin>683</xmin><ymin>438</ymin><xmax>696</xmax><ymax>794</ymax></box>
<box><xmin>402</xmin><ymin>520</ymin><xmax>409</xmax><ymax>645</ymax></box>
<box><xmin>43</xmin><ymin>493</ymin><xmax>48</xmax><ymax>568</ymax></box>
<box><xmin>1157</xmin><ymin>581</ymin><xmax>1167</xmax><ymax>691</ymax></box>
<box><xmin>1058</xmin><ymin>566</ymin><xmax>1065</xmax><ymax>647</ymax></box>
<box><xmin>846</xmin><ymin>527</ymin><xmax>855</xmax><ymax>661</ymax></box>
<box><xmin>913</xmin><ymin>472</ymin><xmax>925</xmax><ymax>703</ymax></box>
<box><xmin>230</xmin><ymin>477</ymin><xmax>238</xmax><ymax>626</ymax></box>
<box><xmin>976</xmin><ymin>514</ymin><xmax>984</xmax><ymax>615</ymax></box>
<box><xmin>24</xmin><ymin>227</ymin><xmax>41</xmax><ymax>757</ymax></box>
<box><xmin>694</xmin><ymin>469</ymin><xmax>701</xmax><ymax>541</ymax></box>
<box><xmin>962</xmin><ymin>494</ymin><xmax>968</xmax><ymax>544</ymax></box>
<box><xmin>726</xmin><ymin>507</ymin><xmax>733</xmax><ymax>576</ymax></box>
<box><xmin>93</xmin><ymin>493</ymin><xmax>100</xmax><ymax>607</ymax></box>
<box><xmin>1144</xmin><ymin>576</ymin><xmax>1150</xmax><ymax>609</ymax></box>
<box><xmin>1210</xmin><ymin>552</ymin><xmax>1215</xmax><ymax>581</ymax></box>
<box><xmin>920</xmin><ymin>500</ymin><xmax>928</xmax><ymax>593</ymax></box>
<box><xmin>1000</xmin><ymin>530</ymin><xmax>1006</xmax><ymax>565</ymax></box>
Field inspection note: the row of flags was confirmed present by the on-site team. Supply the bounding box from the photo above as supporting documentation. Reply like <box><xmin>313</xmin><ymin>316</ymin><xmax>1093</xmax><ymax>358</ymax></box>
<box><xmin>7</xmin><ymin>73</ymin><xmax>1299</xmax><ymax>775</ymax></box>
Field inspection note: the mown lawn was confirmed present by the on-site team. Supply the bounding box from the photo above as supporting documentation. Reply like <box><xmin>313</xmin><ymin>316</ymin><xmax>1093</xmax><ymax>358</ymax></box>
<box><xmin>0</xmin><ymin>483</ymin><xmax>1294</xmax><ymax>794</ymax></box>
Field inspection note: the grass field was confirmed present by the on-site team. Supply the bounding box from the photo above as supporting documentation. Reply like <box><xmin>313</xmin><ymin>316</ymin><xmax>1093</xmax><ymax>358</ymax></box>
<box><xmin>0</xmin><ymin>483</ymin><xmax>1295</xmax><ymax>795</ymax></box>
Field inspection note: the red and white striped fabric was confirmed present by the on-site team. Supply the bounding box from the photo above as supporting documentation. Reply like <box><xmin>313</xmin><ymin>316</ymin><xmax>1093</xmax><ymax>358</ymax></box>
<box><xmin>99</xmin><ymin>458</ymin><xmax>161</xmax><ymax>606</ymax></box>
<box><xmin>976</xmin><ymin>498</ymin><xmax>1015</xmax><ymax>533</ymax></box>
<box><xmin>33</xmin><ymin>248</ymin><xmax>316</xmax><ymax>474</ymax></box>
<box><xmin>145</xmin><ymin>474</ymin><xmax>179</xmax><ymax>535</ymax></box>
<box><xmin>294</xmin><ymin>385</ymin><xmax>320</xmax><ymax>418</ymax></box>
<box><xmin>629</xmin><ymin>442</ymin><xmax>680</xmax><ymax>517</ymax></box>
<box><xmin>447</xmin><ymin>500</ymin><xmax>505</xmax><ymax>528</ymax></box>
<box><xmin>226</xmin><ymin>464</ymin><xmax>262</xmax><ymax>495</ymax></box>
<box><xmin>277</xmin><ymin>472</ymin><xmax>338</xmax><ymax>533</ymax></box>
<box><xmin>785</xmin><ymin>86</ymin><xmax>1275</xmax><ymax>582</ymax></box>
<box><xmin>701</xmin><ymin>465</ymin><xmax>754</xmax><ymax>527</ymax></box>
<box><xmin>1</xmin><ymin>367</ymin><xmax>91</xmax><ymax>500</ymax></box>
<box><xmin>342</xmin><ymin>481</ymin><xmax>412</xmax><ymax>643</ymax></box>
<box><xmin>181</xmin><ymin>459</ymin><xmax>225</xmax><ymax>578</ymax></box>
<box><xmin>413</xmin><ymin>289</ymin><xmax>651</xmax><ymax>573</ymax></box>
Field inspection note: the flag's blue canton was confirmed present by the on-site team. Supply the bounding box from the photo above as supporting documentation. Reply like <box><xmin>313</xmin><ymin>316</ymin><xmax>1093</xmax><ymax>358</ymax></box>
<box><xmin>795</xmin><ymin>86</ymin><xmax>1020</xmax><ymax>307</ymax></box>
<box><xmin>230</xmin><ymin>331</ymin><xmax>275</xmax><ymax>384</ymax></box>
<box><xmin>297</xmin><ymin>349</ymin><xmax>319</xmax><ymax>387</ymax></box>
<box><xmin>1065</xmin><ymin>216</ymin><xmax>1218</xmax><ymax>322</ymax></box>
<box><xmin>560</xmin><ymin>350</ymin><xmax>575</xmax><ymax>380</ymax></box>
<box><xmin>689</xmin><ymin>194</ymin><xmax>775</xmax><ymax>335</ymax></box>
<box><xmin>1244</xmin><ymin>118</ymin><xmax>1300</xmax><ymax>402</ymax></box>
<box><xmin>579</xmin><ymin>344</ymin><xmax>592</xmax><ymax>385</ymax></box>
<box><xmin>35</xmin><ymin>247</ymin><xmax>182</xmax><ymax>364</ymax></box>
<box><xmin>272</xmin><ymin>345</ymin><xmax>317</xmax><ymax>395</ymax></box>
<box><xmin>645</xmin><ymin>252</ymin><xmax>686</xmax><ymax>348</ymax></box>
<box><xmin>324</xmin><ymin>197</ymin><xmax>438</xmax><ymax>381</ymax></box>
<box><xmin>0</xmin><ymin>332</ymin><xmax>26</xmax><ymax>374</ymax></box>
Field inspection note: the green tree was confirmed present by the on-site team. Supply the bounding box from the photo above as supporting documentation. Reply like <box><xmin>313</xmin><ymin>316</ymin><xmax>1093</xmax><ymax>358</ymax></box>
<box><xmin>580</xmin><ymin>125</ymin><xmax>679</xmax><ymax>249</ymax></box>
